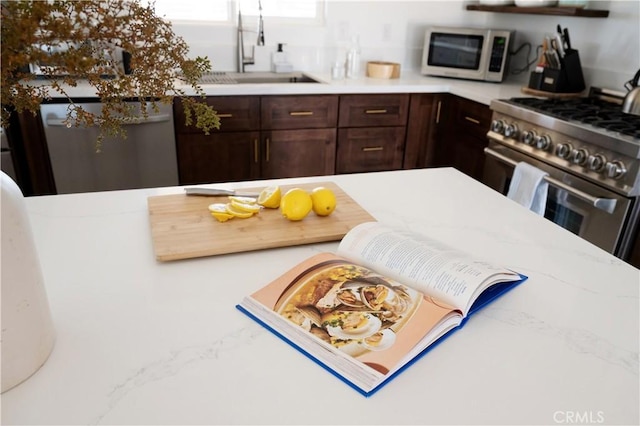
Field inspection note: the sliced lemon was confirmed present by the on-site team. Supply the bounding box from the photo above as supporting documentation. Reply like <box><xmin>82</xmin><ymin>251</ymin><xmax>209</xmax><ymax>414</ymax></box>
<box><xmin>310</xmin><ymin>187</ymin><xmax>337</xmax><ymax>217</ymax></box>
<box><xmin>228</xmin><ymin>195</ymin><xmax>258</xmax><ymax>205</ymax></box>
<box><xmin>257</xmin><ymin>185</ymin><xmax>281</xmax><ymax>209</ymax></box>
<box><xmin>225</xmin><ymin>203</ymin><xmax>255</xmax><ymax>218</ymax></box>
<box><xmin>208</xmin><ymin>203</ymin><xmax>234</xmax><ymax>222</ymax></box>
<box><xmin>230</xmin><ymin>199</ymin><xmax>261</xmax><ymax>214</ymax></box>
<box><xmin>280</xmin><ymin>188</ymin><xmax>313</xmax><ymax>221</ymax></box>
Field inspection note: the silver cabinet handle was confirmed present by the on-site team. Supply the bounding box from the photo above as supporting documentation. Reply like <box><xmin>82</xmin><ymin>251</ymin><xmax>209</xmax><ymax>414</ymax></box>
<box><xmin>365</xmin><ymin>109</ymin><xmax>388</xmax><ymax>114</ymax></box>
<box><xmin>46</xmin><ymin>113</ymin><xmax>172</xmax><ymax>127</ymax></box>
<box><xmin>484</xmin><ymin>147</ymin><xmax>618</xmax><ymax>214</ymax></box>
<box><xmin>289</xmin><ymin>111</ymin><xmax>313</xmax><ymax>116</ymax></box>
<box><xmin>362</xmin><ymin>146</ymin><xmax>383</xmax><ymax>152</ymax></box>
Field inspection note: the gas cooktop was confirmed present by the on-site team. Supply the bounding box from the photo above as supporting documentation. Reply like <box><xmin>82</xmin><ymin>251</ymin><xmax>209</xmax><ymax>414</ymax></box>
<box><xmin>507</xmin><ymin>97</ymin><xmax>640</xmax><ymax>139</ymax></box>
<box><xmin>488</xmin><ymin>88</ymin><xmax>640</xmax><ymax>197</ymax></box>
<box><xmin>491</xmin><ymin>89</ymin><xmax>640</xmax><ymax>159</ymax></box>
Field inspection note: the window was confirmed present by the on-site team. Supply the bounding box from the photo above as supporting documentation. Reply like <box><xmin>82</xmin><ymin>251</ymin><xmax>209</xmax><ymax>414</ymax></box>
<box><xmin>151</xmin><ymin>0</ymin><xmax>323</xmax><ymax>24</ymax></box>
<box><xmin>151</xmin><ymin>0</ymin><xmax>231</xmax><ymax>22</ymax></box>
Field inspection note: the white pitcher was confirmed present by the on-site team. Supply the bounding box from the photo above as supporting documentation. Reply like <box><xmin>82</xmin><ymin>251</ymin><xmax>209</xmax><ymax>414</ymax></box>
<box><xmin>1</xmin><ymin>171</ymin><xmax>55</xmax><ymax>393</ymax></box>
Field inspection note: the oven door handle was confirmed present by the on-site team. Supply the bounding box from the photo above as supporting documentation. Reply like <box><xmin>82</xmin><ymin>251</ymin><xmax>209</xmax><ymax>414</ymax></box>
<box><xmin>484</xmin><ymin>147</ymin><xmax>618</xmax><ymax>214</ymax></box>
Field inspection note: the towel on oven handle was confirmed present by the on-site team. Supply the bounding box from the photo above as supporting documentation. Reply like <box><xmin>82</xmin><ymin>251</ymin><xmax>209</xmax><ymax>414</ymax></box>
<box><xmin>507</xmin><ymin>162</ymin><xmax>549</xmax><ymax>216</ymax></box>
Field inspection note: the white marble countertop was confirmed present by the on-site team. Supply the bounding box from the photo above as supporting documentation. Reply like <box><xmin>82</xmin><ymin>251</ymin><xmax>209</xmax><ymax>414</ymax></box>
<box><xmin>37</xmin><ymin>71</ymin><xmax>527</xmax><ymax>106</ymax></box>
<box><xmin>2</xmin><ymin>168</ymin><xmax>638</xmax><ymax>425</ymax></box>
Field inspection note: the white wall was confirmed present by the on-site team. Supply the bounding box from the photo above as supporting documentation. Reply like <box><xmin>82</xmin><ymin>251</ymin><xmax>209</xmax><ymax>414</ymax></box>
<box><xmin>170</xmin><ymin>0</ymin><xmax>639</xmax><ymax>91</ymax></box>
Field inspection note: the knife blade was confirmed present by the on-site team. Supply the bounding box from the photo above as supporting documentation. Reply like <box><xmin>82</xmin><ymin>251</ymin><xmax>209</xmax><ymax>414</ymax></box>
<box><xmin>184</xmin><ymin>187</ymin><xmax>259</xmax><ymax>197</ymax></box>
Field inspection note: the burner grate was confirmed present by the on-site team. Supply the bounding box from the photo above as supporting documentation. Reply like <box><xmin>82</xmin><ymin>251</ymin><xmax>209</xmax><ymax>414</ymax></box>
<box><xmin>509</xmin><ymin>97</ymin><xmax>640</xmax><ymax>138</ymax></box>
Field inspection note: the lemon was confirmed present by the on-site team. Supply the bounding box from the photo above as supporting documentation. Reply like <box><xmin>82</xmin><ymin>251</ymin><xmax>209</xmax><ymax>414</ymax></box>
<box><xmin>310</xmin><ymin>187</ymin><xmax>337</xmax><ymax>216</ymax></box>
<box><xmin>208</xmin><ymin>203</ymin><xmax>234</xmax><ymax>222</ymax></box>
<box><xmin>230</xmin><ymin>199</ymin><xmax>261</xmax><ymax>214</ymax></box>
<box><xmin>225</xmin><ymin>203</ymin><xmax>255</xmax><ymax>218</ymax></box>
<box><xmin>257</xmin><ymin>185</ymin><xmax>281</xmax><ymax>208</ymax></box>
<box><xmin>280</xmin><ymin>188</ymin><xmax>313</xmax><ymax>221</ymax></box>
<box><xmin>228</xmin><ymin>196</ymin><xmax>257</xmax><ymax>205</ymax></box>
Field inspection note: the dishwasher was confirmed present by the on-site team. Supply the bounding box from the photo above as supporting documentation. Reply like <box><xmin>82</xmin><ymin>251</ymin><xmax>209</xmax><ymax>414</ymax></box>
<box><xmin>40</xmin><ymin>101</ymin><xmax>179</xmax><ymax>194</ymax></box>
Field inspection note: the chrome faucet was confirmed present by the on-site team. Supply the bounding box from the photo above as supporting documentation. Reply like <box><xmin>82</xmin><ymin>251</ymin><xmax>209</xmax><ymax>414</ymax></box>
<box><xmin>237</xmin><ymin>1</ymin><xmax>265</xmax><ymax>73</ymax></box>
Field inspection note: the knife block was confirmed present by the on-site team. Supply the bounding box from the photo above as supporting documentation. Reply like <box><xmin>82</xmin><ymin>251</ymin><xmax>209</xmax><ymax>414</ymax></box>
<box><xmin>528</xmin><ymin>49</ymin><xmax>585</xmax><ymax>94</ymax></box>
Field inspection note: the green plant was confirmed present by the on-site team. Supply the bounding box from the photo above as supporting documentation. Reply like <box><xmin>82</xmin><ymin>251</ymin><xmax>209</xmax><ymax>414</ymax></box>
<box><xmin>1</xmin><ymin>0</ymin><xmax>220</xmax><ymax>150</ymax></box>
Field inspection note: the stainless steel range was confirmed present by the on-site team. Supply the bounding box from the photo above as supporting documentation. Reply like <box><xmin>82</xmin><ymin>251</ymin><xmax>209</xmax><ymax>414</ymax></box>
<box><xmin>482</xmin><ymin>87</ymin><xmax>640</xmax><ymax>261</ymax></box>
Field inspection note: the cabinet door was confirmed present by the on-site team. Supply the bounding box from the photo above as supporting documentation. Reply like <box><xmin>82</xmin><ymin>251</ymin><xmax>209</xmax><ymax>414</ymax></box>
<box><xmin>338</xmin><ymin>94</ymin><xmax>409</xmax><ymax>128</ymax></box>
<box><xmin>404</xmin><ymin>93</ymin><xmax>449</xmax><ymax>169</ymax></box>
<box><xmin>336</xmin><ymin>127</ymin><xmax>405</xmax><ymax>174</ymax></box>
<box><xmin>177</xmin><ymin>132</ymin><xmax>260</xmax><ymax>184</ymax></box>
<box><xmin>261</xmin><ymin>95</ymin><xmax>338</xmax><ymax>130</ymax></box>
<box><xmin>261</xmin><ymin>129</ymin><xmax>336</xmax><ymax>179</ymax></box>
<box><xmin>434</xmin><ymin>96</ymin><xmax>491</xmax><ymax>181</ymax></box>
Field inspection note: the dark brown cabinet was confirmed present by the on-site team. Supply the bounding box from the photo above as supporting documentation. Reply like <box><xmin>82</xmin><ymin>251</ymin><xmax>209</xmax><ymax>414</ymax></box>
<box><xmin>261</xmin><ymin>129</ymin><xmax>336</xmax><ymax>179</ymax></box>
<box><xmin>433</xmin><ymin>96</ymin><xmax>492</xmax><ymax>181</ymax></box>
<box><xmin>177</xmin><ymin>131</ymin><xmax>261</xmax><ymax>184</ymax></box>
<box><xmin>336</xmin><ymin>94</ymin><xmax>409</xmax><ymax>174</ymax></box>
<box><xmin>260</xmin><ymin>95</ymin><xmax>338</xmax><ymax>179</ymax></box>
<box><xmin>262</xmin><ymin>95</ymin><xmax>338</xmax><ymax>130</ymax></box>
<box><xmin>174</xmin><ymin>95</ymin><xmax>338</xmax><ymax>184</ymax></box>
<box><xmin>336</xmin><ymin>127</ymin><xmax>405</xmax><ymax>174</ymax></box>
<box><xmin>404</xmin><ymin>93</ymin><xmax>449</xmax><ymax>169</ymax></box>
<box><xmin>174</xmin><ymin>96</ymin><xmax>261</xmax><ymax>185</ymax></box>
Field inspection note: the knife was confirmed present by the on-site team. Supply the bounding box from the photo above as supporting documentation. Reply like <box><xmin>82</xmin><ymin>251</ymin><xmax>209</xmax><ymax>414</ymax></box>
<box><xmin>563</xmin><ymin>28</ymin><xmax>572</xmax><ymax>51</ymax></box>
<box><xmin>184</xmin><ymin>187</ymin><xmax>259</xmax><ymax>197</ymax></box>
<box><xmin>552</xmin><ymin>34</ymin><xmax>565</xmax><ymax>58</ymax></box>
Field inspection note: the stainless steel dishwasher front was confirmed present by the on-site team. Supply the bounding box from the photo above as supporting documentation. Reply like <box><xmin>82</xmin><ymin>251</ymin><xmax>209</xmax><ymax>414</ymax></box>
<box><xmin>40</xmin><ymin>102</ymin><xmax>179</xmax><ymax>194</ymax></box>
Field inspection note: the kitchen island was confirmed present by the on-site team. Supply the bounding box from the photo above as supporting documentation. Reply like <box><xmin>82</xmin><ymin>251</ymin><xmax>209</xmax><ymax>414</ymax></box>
<box><xmin>2</xmin><ymin>168</ymin><xmax>638</xmax><ymax>425</ymax></box>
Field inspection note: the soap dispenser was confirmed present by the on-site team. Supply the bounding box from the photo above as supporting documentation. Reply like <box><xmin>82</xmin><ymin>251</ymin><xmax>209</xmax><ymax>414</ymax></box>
<box><xmin>272</xmin><ymin>43</ymin><xmax>293</xmax><ymax>73</ymax></box>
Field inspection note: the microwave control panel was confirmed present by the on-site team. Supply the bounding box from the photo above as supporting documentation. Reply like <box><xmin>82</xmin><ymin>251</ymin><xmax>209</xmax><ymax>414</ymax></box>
<box><xmin>488</xmin><ymin>36</ymin><xmax>508</xmax><ymax>72</ymax></box>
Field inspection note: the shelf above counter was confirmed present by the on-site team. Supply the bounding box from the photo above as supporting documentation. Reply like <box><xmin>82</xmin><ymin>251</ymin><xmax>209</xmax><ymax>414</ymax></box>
<box><xmin>465</xmin><ymin>4</ymin><xmax>609</xmax><ymax>17</ymax></box>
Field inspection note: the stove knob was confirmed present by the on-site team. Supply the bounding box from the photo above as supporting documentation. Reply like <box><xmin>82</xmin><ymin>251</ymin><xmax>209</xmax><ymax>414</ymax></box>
<box><xmin>504</xmin><ymin>123</ymin><xmax>519</xmax><ymax>139</ymax></box>
<box><xmin>521</xmin><ymin>130</ymin><xmax>537</xmax><ymax>145</ymax></box>
<box><xmin>490</xmin><ymin>119</ymin><xmax>505</xmax><ymax>134</ymax></box>
<box><xmin>555</xmin><ymin>143</ymin><xmax>573</xmax><ymax>159</ymax></box>
<box><xmin>571</xmin><ymin>148</ymin><xmax>589</xmax><ymax>165</ymax></box>
<box><xmin>534</xmin><ymin>134</ymin><xmax>552</xmax><ymax>151</ymax></box>
<box><xmin>605</xmin><ymin>161</ymin><xmax>627</xmax><ymax>179</ymax></box>
<box><xmin>587</xmin><ymin>154</ymin><xmax>607</xmax><ymax>173</ymax></box>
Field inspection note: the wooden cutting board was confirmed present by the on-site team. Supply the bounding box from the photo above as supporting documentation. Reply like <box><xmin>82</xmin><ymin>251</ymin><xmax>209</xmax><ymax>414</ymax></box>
<box><xmin>147</xmin><ymin>181</ymin><xmax>376</xmax><ymax>261</ymax></box>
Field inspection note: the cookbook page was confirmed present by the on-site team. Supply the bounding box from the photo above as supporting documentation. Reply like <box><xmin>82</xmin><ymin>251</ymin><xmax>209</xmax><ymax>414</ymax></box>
<box><xmin>337</xmin><ymin>222</ymin><xmax>520</xmax><ymax>315</ymax></box>
<box><xmin>246</xmin><ymin>252</ymin><xmax>460</xmax><ymax>382</ymax></box>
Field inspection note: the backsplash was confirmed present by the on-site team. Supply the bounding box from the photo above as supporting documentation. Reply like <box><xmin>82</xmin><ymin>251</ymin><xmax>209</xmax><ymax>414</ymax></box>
<box><xmin>170</xmin><ymin>0</ymin><xmax>638</xmax><ymax>91</ymax></box>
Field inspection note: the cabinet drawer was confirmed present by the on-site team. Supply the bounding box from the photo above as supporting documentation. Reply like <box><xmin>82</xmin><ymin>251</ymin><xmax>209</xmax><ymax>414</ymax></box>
<box><xmin>336</xmin><ymin>127</ymin><xmax>405</xmax><ymax>174</ymax></box>
<box><xmin>338</xmin><ymin>94</ymin><xmax>409</xmax><ymax>128</ymax></box>
<box><xmin>261</xmin><ymin>128</ymin><xmax>336</xmax><ymax>179</ymax></box>
<box><xmin>261</xmin><ymin>95</ymin><xmax>338</xmax><ymax>130</ymax></box>
<box><xmin>174</xmin><ymin>96</ymin><xmax>260</xmax><ymax>133</ymax></box>
<box><xmin>452</xmin><ymin>98</ymin><xmax>492</xmax><ymax>138</ymax></box>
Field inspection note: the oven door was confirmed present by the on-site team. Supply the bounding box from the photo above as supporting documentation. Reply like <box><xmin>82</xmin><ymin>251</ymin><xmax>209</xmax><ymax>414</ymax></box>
<box><xmin>482</xmin><ymin>142</ymin><xmax>633</xmax><ymax>255</ymax></box>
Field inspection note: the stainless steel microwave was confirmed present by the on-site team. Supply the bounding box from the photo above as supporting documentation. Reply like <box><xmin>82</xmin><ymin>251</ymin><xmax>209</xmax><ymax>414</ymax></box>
<box><xmin>421</xmin><ymin>27</ymin><xmax>514</xmax><ymax>82</ymax></box>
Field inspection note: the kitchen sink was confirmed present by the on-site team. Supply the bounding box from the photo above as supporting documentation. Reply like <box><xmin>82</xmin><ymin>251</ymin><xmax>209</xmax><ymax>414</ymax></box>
<box><xmin>197</xmin><ymin>71</ymin><xmax>323</xmax><ymax>85</ymax></box>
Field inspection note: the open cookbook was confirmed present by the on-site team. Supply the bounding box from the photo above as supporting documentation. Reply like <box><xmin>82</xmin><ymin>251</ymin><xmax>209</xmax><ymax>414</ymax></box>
<box><xmin>236</xmin><ymin>222</ymin><xmax>527</xmax><ymax>396</ymax></box>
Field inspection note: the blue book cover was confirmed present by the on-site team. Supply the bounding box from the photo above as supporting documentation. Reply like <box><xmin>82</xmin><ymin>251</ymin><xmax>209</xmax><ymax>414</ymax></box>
<box><xmin>236</xmin><ymin>224</ymin><xmax>527</xmax><ymax>396</ymax></box>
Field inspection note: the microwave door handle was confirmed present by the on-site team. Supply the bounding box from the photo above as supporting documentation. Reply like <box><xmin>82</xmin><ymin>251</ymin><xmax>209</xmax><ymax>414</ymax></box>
<box><xmin>46</xmin><ymin>113</ymin><xmax>172</xmax><ymax>127</ymax></box>
<box><xmin>484</xmin><ymin>147</ymin><xmax>618</xmax><ymax>214</ymax></box>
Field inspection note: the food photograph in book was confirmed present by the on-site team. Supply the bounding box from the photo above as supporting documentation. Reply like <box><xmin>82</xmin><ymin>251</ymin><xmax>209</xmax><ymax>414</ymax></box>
<box><xmin>253</xmin><ymin>256</ymin><xmax>457</xmax><ymax>375</ymax></box>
